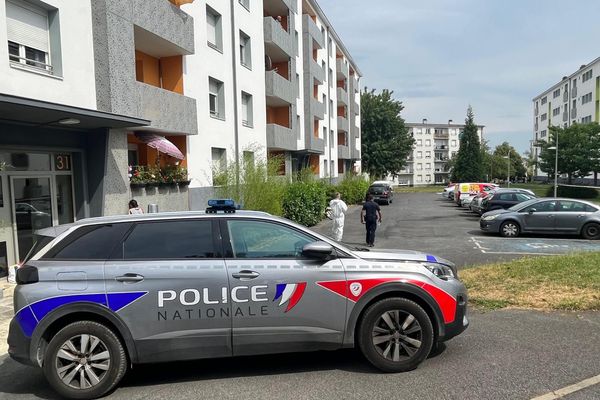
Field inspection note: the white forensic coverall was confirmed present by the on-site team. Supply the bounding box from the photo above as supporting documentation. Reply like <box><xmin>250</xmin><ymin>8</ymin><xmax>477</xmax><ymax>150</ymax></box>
<box><xmin>329</xmin><ymin>198</ymin><xmax>348</xmax><ymax>241</ymax></box>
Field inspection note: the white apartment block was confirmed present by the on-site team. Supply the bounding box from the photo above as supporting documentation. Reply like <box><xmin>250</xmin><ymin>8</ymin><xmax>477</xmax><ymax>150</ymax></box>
<box><xmin>397</xmin><ymin>122</ymin><xmax>484</xmax><ymax>186</ymax></box>
<box><xmin>181</xmin><ymin>0</ymin><xmax>362</xmax><ymax>207</ymax></box>
<box><xmin>532</xmin><ymin>57</ymin><xmax>600</xmax><ymax>177</ymax></box>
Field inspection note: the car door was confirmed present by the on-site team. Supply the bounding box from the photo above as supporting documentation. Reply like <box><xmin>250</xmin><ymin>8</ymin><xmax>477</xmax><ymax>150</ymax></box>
<box><xmin>520</xmin><ymin>200</ymin><xmax>558</xmax><ymax>232</ymax></box>
<box><xmin>104</xmin><ymin>218</ymin><xmax>232</xmax><ymax>363</ymax></box>
<box><xmin>554</xmin><ymin>200</ymin><xmax>593</xmax><ymax>232</ymax></box>
<box><xmin>221</xmin><ymin>218</ymin><xmax>347</xmax><ymax>356</ymax></box>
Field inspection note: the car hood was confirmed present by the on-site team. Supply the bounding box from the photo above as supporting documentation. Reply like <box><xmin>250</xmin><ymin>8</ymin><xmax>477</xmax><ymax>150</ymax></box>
<box><xmin>352</xmin><ymin>249</ymin><xmax>454</xmax><ymax>267</ymax></box>
<box><xmin>481</xmin><ymin>208</ymin><xmax>512</xmax><ymax>217</ymax></box>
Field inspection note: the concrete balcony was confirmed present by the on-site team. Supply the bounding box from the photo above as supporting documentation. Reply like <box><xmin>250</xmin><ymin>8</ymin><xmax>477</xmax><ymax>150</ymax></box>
<box><xmin>305</xmin><ymin>134</ymin><xmax>325</xmax><ymax>154</ymax></box>
<box><xmin>563</xmin><ymin>112</ymin><xmax>569</xmax><ymax>122</ymax></box>
<box><xmin>137</xmin><ymin>82</ymin><xmax>197</xmax><ymax>135</ymax></box>
<box><xmin>349</xmin><ymin>75</ymin><xmax>359</xmax><ymax>93</ymax></box>
<box><xmin>265</xmin><ymin>70</ymin><xmax>295</xmax><ymax>106</ymax></box>
<box><xmin>303</xmin><ymin>14</ymin><xmax>324</xmax><ymax>49</ymax></box>
<box><xmin>563</xmin><ymin>92</ymin><xmax>569</xmax><ymax>102</ymax></box>
<box><xmin>351</xmin><ymin>143</ymin><xmax>360</xmax><ymax>160</ymax></box>
<box><xmin>264</xmin><ymin>17</ymin><xmax>294</xmax><ymax>61</ymax></box>
<box><xmin>338</xmin><ymin>144</ymin><xmax>350</xmax><ymax>160</ymax></box>
<box><xmin>309</xmin><ymin>59</ymin><xmax>325</xmax><ymax>83</ymax></box>
<box><xmin>311</xmin><ymin>97</ymin><xmax>325</xmax><ymax>120</ymax></box>
<box><xmin>337</xmin><ymin>87</ymin><xmax>348</xmax><ymax>105</ymax></box>
<box><xmin>336</xmin><ymin>58</ymin><xmax>348</xmax><ymax>79</ymax></box>
<box><xmin>572</xmin><ymin>86</ymin><xmax>578</xmax><ymax>98</ymax></box>
<box><xmin>267</xmin><ymin>123</ymin><xmax>297</xmax><ymax>151</ymax></box>
<box><xmin>264</xmin><ymin>0</ymin><xmax>294</xmax><ymax>14</ymax></box>
<box><xmin>353</xmin><ymin>101</ymin><xmax>360</xmax><ymax>115</ymax></box>
<box><xmin>337</xmin><ymin>115</ymin><xmax>349</xmax><ymax>132</ymax></box>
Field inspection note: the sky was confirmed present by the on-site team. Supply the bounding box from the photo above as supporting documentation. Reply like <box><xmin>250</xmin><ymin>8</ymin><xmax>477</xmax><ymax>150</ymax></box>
<box><xmin>318</xmin><ymin>0</ymin><xmax>600</xmax><ymax>154</ymax></box>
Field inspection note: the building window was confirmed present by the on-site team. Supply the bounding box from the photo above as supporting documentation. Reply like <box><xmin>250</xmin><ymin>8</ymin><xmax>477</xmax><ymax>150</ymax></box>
<box><xmin>540</xmin><ymin>130</ymin><xmax>547</xmax><ymax>138</ymax></box>
<box><xmin>241</xmin><ymin>92</ymin><xmax>253</xmax><ymax>127</ymax></box>
<box><xmin>243</xmin><ymin>151</ymin><xmax>254</xmax><ymax>167</ymax></box>
<box><xmin>582</xmin><ymin>69</ymin><xmax>593</xmax><ymax>82</ymax></box>
<box><xmin>540</xmin><ymin>113</ymin><xmax>547</xmax><ymax>121</ymax></box>
<box><xmin>425</xmin><ymin>163</ymin><xmax>431</xmax><ymax>170</ymax></box>
<box><xmin>552</xmin><ymin>107</ymin><xmax>560</xmax><ymax>116</ymax></box>
<box><xmin>582</xmin><ymin>116</ymin><xmax>592</xmax><ymax>123</ymax></box>
<box><xmin>582</xmin><ymin>92</ymin><xmax>593</xmax><ymax>105</ymax></box>
<box><xmin>425</xmin><ymin>151</ymin><xmax>431</xmax><ymax>158</ymax></box>
<box><xmin>417</xmin><ymin>175</ymin><xmax>422</xmax><ymax>183</ymax></box>
<box><xmin>209</xmin><ymin>77</ymin><xmax>225</xmax><ymax>119</ymax></box>
<box><xmin>211</xmin><ymin>148</ymin><xmax>227</xmax><ymax>186</ymax></box>
<box><xmin>6</xmin><ymin>0</ymin><xmax>59</xmax><ymax>75</ymax></box>
<box><xmin>239</xmin><ymin>30</ymin><xmax>251</xmax><ymax>69</ymax></box>
<box><xmin>416</xmin><ymin>163</ymin><xmax>422</xmax><ymax>170</ymax></box>
<box><xmin>323</xmin><ymin>160</ymin><xmax>328</xmax><ymax>176</ymax></box>
<box><xmin>416</xmin><ymin>151</ymin><xmax>422</xmax><ymax>158</ymax></box>
<box><xmin>329</xmin><ymin>100</ymin><xmax>333</xmax><ymax>116</ymax></box>
<box><xmin>553</xmin><ymin>88</ymin><xmax>560</xmax><ymax>98</ymax></box>
<box><xmin>451</xmin><ymin>140</ymin><xmax>457</xmax><ymax>147</ymax></box>
<box><xmin>206</xmin><ymin>5</ymin><xmax>222</xmax><ymax>51</ymax></box>
<box><xmin>416</xmin><ymin>139</ymin><xmax>422</xmax><ymax>146</ymax></box>
<box><xmin>329</xmin><ymin>68</ymin><xmax>333</xmax><ymax>87</ymax></box>
<box><xmin>425</xmin><ymin>139</ymin><xmax>431</xmax><ymax>146</ymax></box>
<box><xmin>541</xmin><ymin>96</ymin><xmax>547</xmax><ymax>105</ymax></box>
<box><xmin>238</xmin><ymin>0</ymin><xmax>250</xmax><ymax>11</ymax></box>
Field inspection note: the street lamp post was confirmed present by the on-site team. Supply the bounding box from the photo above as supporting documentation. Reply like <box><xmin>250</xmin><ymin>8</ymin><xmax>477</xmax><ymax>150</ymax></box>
<box><xmin>548</xmin><ymin>144</ymin><xmax>559</xmax><ymax>197</ymax></box>
<box><xmin>503</xmin><ymin>151</ymin><xmax>511</xmax><ymax>188</ymax></box>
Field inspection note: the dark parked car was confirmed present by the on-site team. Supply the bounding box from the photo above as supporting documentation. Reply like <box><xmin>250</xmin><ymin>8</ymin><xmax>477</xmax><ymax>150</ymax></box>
<box><xmin>367</xmin><ymin>182</ymin><xmax>394</xmax><ymax>205</ymax></box>
<box><xmin>481</xmin><ymin>191</ymin><xmax>536</xmax><ymax>213</ymax></box>
<box><xmin>480</xmin><ymin>198</ymin><xmax>600</xmax><ymax>239</ymax></box>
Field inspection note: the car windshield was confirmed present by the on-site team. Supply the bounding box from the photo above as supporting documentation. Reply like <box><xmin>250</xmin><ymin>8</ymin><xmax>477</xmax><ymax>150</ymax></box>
<box><xmin>509</xmin><ymin>198</ymin><xmax>539</xmax><ymax>211</ymax></box>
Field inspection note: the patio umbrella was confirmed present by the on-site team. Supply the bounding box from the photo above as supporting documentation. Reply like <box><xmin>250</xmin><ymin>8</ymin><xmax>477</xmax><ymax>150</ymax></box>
<box><xmin>135</xmin><ymin>132</ymin><xmax>184</xmax><ymax>160</ymax></box>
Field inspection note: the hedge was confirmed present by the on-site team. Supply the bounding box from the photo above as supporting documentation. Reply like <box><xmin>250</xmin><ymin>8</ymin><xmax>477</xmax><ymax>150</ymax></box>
<box><xmin>545</xmin><ymin>185</ymin><xmax>599</xmax><ymax>199</ymax></box>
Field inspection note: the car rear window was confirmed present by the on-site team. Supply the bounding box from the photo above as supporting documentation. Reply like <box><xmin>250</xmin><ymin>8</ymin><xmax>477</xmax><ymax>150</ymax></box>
<box><xmin>23</xmin><ymin>234</ymin><xmax>54</xmax><ymax>263</ymax></box>
<box><xmin>122</xmin><ymin>220</ymin><xmax>216</xmax><ymax>259</ymax></box>
<box><xmin>45</xmin><ymin>224</ymin><xmax>132</xmax><ymax>260</ymax></box>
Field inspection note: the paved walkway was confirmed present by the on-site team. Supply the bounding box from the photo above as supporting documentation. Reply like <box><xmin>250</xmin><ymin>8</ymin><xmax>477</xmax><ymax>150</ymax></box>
<box><xmin>0</xmin><ymin>281</ymin><xmax>15</xmax><ymax>355</ymax></box>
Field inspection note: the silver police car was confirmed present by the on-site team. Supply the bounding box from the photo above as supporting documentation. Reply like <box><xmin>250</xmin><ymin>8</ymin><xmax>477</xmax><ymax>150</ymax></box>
<box><xmin>8</xmin><ymin>200</ymin><xmax>468</xmax><ymax>399</ymax></box>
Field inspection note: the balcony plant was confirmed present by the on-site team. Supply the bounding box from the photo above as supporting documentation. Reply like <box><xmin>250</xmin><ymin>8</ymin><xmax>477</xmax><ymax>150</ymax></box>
<box><xmin>159</xmin><ymin>165</ymin><xmax>179</xmax><ymax>188</ymax></box>
<box><xmin>145</xmin><ymin>166</ymin><xmax>161</xmax><ymax>188</ymax></box>
<box><xmin>129</xmin><ymin>166</ymin><xmax>147</xmax><ymax>189</ymax></box>
<box><xmin>174</xmin><ymin>166</ymin><xmax>191</xmax><ymax>186</ymax></box>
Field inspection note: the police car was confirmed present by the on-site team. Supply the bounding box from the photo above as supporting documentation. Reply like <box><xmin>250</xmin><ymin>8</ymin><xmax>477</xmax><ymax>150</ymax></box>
<box><xmin>8</xmin><ymin>200</ymin><xmax>468</xmax><ymax>399</ymax></box>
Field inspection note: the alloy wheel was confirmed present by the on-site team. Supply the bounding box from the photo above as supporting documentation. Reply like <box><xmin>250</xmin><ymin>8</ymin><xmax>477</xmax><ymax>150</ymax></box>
<box><xmin>371</xmin><ymin>310</ymin><xmax>422</xmax><ymax>362</ymax></box>
<box><xmin>502</xmin><ymin>222</ymin><xmax>519</xmax><ymax>237</ymax></box>
<box><xmin>55</xmin><ymin>334</ymin><xmax>111</xmax><ymax>390</ymax></box>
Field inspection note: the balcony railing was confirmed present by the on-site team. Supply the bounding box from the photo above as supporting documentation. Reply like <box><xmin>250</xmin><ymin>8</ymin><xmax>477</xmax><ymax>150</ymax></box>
<box><xmin>337</xmin><ymin>115</ymin><xmax>349</xmax><ymax>132</ymax></box>
<box><xmin>563</xmin><ymin>92</ymin><xmax>568</xmax><ymax>102</ymax></box>
<box><xmin>137</xmin><ymin>82</ymin><xmax>197</xmax><ymax>135</ymax></box>
<box><xmin>336</xmin><ymin>87</ymin><xmax>348</xmax><ymax>105</ymax></box>
<box><xmin>563</xmin><ymin>112</ymin><xmax>568</xmax><ymax>122</ymax></box>
<box><xmin>311</xmin><ymin>98</ymin><xmax>325</xmax><ymax>120</ymax></box>
<box><xmin>338</xmin><ymin>144</ymin><xmax>350</xmax><ymax>159</ymax></box>
<box><xmin>265</xmin><ymin>70</ymin><xmax>295</xmax><ymax>105</ymax></box>
<box><xmin>267</xmin><ymin>123</ymin><xmax>297</xmax><ymax>151</ymax></box>
<box><xmin>310</xmin><ymin>59</ymin><xmax>325</xmax><ymax>83</ymax></box>
<box><xmin>264</xmin><ymin>17</ymin><xmax>294</xmax><ymax>59</ymax></box>
<box><xmin>336</xmin><ymin>58</ymin><xmax>348</xmax><ymax>79</ymax></box>
<box><xmin>303</xmin><ymin>14</ymin><xmax>324</xmax><ymax>49</ymax></box>
<box><xmin>571</xmin><ymin>107</ymin><xmax>577</xmax><ymax>118</ymax></box>
<box><xmin>572</xmin><ymin>86</ymin><xmax>577</xmax><ymax>98</ymax></box>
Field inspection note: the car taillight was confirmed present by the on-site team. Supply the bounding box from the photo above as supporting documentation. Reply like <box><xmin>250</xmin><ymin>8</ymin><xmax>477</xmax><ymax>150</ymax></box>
<box><xmin>16</xmin><ymin>264</ymin><xmax>38</xmax><ymax>285</ymax></box>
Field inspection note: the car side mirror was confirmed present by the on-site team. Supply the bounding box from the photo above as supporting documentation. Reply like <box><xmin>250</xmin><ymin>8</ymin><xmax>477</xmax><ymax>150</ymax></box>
<box><xmin>528</xmin><ymin>208</ymin><xmax>536</xmax><ymax>215</ymax></box>
<box><xmin>302</xmin><ymin>241</ymin><xmax>334</xmax><ymax>259</ymax></box>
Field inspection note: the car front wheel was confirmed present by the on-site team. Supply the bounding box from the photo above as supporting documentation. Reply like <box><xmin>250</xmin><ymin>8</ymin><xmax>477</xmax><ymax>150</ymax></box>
<box><xmin>581</xmin><ymin>222</ymin><xmax>600</xmax><ymax>240</ymax></box>
<box><xmin>43</xmin><ymin>321</ymin><xmax>127</xmax><ymax>400</ymax></box>
<box><xmin>358</xmin><ymin>298</ymin><xmax>433</xmax><ymax>373</ymax></box>
<box><xmin>500</xmin><ymin>221</ymin><xmax>520</xmax><ymax>237</ymax></box>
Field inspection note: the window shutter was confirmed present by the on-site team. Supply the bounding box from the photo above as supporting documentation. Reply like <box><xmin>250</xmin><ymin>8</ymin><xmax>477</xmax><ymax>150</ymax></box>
<box><xmin>6</xmin><ymin>0</ymin><xmax>49</xmax><ymax>53</ymax></box>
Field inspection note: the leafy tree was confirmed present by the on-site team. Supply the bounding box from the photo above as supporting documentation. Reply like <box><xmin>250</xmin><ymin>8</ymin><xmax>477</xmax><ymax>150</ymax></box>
<box><xmin>360</xmin><ymin>88</ymin><xmax>414</xmax><ymax>179</ymax></box>
<box><xmin>523</xmin><ymin>150</ymin><xmax>536</xmax><ymax>182</ymax></box>
<box><xmin>451</xmin><ymin>106</ymin><xmax>484</xmax><ymax>182</ymax></box>
<box><xmin>489</xmin><ymin>142</ymin><xmax>526</xmax><ymax>181</ymax></box>
<box><xmin>538</xmin><ymin>124</ymin><xmax>600</xmax><ymax>184</ymax></box>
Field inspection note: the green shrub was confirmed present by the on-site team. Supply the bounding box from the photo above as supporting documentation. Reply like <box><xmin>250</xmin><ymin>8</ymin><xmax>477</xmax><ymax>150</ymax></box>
<box><xmin>545</xmin><ymin>185</ymin><xmax>599</xmax><ymax>199</ymax></box>
<box><xmin>282</xmin><ymin>180</ymin><xmax>327</xmax><ymax>226</ymax></box>
<box><xmin>335</xmin><ymin>173</ymin><xmax>371</xmax><ymax>204</ymax></box>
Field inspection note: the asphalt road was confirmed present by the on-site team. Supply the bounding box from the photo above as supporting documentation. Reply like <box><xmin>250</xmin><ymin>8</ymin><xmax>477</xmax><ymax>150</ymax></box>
<box><xmin>1</xmin><ymin>193</ymin><xmax>599</xmax><ymax>399</ymax></box>
<box><xmin>313</xmin><ymin>193</ymin><xmax>600</xmax><ymax>267</ymax></box>
<box><xmin>1</xmin><ymin>310</ymin><xmax>598</xmax><ymax>400</ymax></box>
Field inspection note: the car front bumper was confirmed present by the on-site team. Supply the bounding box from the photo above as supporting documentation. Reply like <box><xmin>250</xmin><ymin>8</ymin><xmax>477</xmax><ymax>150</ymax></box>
<box><xmin>479</xmin><ymin>219</ymin><xmax>501</xmax><ymax>233</ymax></box>
<box><xmin>441</xmin><ymin>292</ymin><xmax>469</xmax><ymax>341</ymax></box>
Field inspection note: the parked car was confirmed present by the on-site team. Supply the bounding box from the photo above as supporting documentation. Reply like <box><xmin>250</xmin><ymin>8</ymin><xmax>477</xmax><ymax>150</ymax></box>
<box><xmin>480</xmin><ymin>198</ymin><xmax>600</xmax><ymax>239</ymax></box>
<box><xmin>442</xmin><ymin>184</ymin><xmax>455</xmax><ymax>199</ymax></box>
<box><xmin>367</xmin><ymin>182</ymin><xmax>394</xmax><ymax>205</ymax></box>
<box><xmin>8</xmin><ymin>200</ymin><xmax>468</xmax><ymax>399</ymax></box>
<box><xmin>454</xmin><ymin>183</ymin><xmax>497</xmax><ymax>206</ymax></box>
<box><xmin>481</xmin><ymin>191</ymin><xmax>536</xmax><ymax>213</ymax></box>
<box><xmin>469</xmin><ymin>192</ymin><xmax>492</xmax><ymax>215</ymax></box>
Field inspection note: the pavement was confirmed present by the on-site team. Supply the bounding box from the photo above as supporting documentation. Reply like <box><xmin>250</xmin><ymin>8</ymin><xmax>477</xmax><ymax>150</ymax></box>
<box><xmin>0</xmin><ymin>280</ymin><xmax>14</xmax><ymax>356</ymax></box>
<box><xmin>0</xmin><ymin>193</ymin><xmax>599</xmax><ymax>399</ymax></box>
<box><xmin>312</xmin><ymin>193</ymin><xmax>600</xmax><ymax>268</ymax></box>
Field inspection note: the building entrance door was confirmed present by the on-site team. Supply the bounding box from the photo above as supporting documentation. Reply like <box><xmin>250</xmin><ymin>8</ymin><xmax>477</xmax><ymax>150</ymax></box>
<box><xmin>10</xmin><ymin>176</ymin><xmax>54</xmax><ymax>262</ymax></box>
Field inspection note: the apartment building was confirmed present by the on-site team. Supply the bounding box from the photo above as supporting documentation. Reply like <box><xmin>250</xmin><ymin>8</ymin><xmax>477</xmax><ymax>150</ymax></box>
<box><xmin>180</xmin><ymin>0</ymin><xmax>362</xmax><ymax>208</ymax></box>
<box><xmin>397</xmin><ymin>121</ymin><xmax>484</xmax><ymax>186</ymax></box>
<box><xmin>532</xmin><ymin>57</ymin><xmax>600</xmax><ymax>177</ymax></box>
<box><xmin>0</xmin><ymin>0</ymin><xmax>197</xmax><ymax>269</ymax></box>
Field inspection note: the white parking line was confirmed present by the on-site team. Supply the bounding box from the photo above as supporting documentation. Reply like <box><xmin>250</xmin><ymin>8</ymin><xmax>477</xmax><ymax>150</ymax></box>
<box><xmin>469</xmin><ymin>237</ymin><xmax>565</xmax><ymax>256</ymax></box>
<box><xmin>530</xmin><ymin>373</ymin><xmax>600</xmax><ymax>399</ymax></box>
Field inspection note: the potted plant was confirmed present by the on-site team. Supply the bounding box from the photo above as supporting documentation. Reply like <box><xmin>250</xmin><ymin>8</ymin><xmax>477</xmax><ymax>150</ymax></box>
<box><xmin>145</xmin><ymin>166</ymin><xmax>161</xmax><ymax>188</ymax></box>
<box><xmin>129</xmin><ymin>166</ymin><xmax>147</xmax><ymax>189</ymax></box>
<box><xmin>175</xmin><ymin>166</ymin><xmax>191</xmax><ymax>186</ymax></box>
<box><xmin>160</xmin><ymin>165</ymin><xmax>178</xmax><ymax>188</ymax></box>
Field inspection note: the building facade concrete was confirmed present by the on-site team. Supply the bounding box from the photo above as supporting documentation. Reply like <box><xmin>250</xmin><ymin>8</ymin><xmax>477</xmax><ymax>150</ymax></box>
<box><xmin>397</xmin><ymin>122</ymin><xmax>484</xmax><ymax>186</ymax></box>
<box><xmin>532</xmin><ymin>57</ymin><xmax>600</xmax><ymax>178</ymax></box>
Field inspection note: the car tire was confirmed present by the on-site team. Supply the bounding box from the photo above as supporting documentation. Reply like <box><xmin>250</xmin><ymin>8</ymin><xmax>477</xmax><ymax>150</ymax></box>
<box><xmin>581</xmin><ymin>222</ymin><xmax>600</xmax><ymax>240</ymax></box>
<box><xmin>357</xmin><ymin>297</ymin><xmax>433</xmax><ymax>373</ymax></box>
<box><xmin>500</xmin><ymin>221</ymin><xmax>520</xmax><ymax>238</ymax></box>
<box><xmin>43</xmin><ymin>321</ymin><xmax>127</xmax><ymax>400</ymax></box>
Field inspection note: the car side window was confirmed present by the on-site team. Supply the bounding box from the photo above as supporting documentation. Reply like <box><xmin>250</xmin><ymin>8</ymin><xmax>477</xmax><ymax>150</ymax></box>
<box><xmin>122</xmin><ymin>220</ymin><xmax>216</xmax><ymax>259</ymax></box>
<box><xmin>558</xmin><ymin>201</ymin><xmax>587</xmax><ymax>212</ymax></box>
<box><xmin>585</xmin><ymin>204</ymin><xmax>599</xmax><ymax>212</ymax></box>
<box><xmin>226</xmin><ymin>220</ymin><xmax>315</xmax><ymax>259</ymax></box>
<box><xmin>497</xmin><ymin>193</ymin><xmax>513</xmax><ymax>201</ymax></box>
<box><xmin>45</xmin><ymin>223</ymin><xmax>132</xmax><ymax>260</ymax></box>
<box><xmin>523</xmin><ymin>201</ymin><xmax>556</xmax><ymax>212</ymax></box>
<box><xmin>515</xmin><ymin>193</ymin><xmax>532</xmax><ymax>202</ymax></box>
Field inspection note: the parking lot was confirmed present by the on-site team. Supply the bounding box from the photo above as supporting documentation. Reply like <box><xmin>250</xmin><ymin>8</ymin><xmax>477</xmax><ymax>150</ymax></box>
<box><xmin>0</xmin><ymin>192</ymin><xmax>598</xmax><ymax>399</ymax></box>
<box><xmin>312</xmin><ymin>192</ymin><xmax>600</xmax><ymax>268</ymax></box>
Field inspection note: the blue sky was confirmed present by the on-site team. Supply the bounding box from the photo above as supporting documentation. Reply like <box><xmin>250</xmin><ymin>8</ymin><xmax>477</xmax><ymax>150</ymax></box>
<box><xmin>318</xmin><ymin>0</ymin><xmax>600</xmax><ymax>154</ymax></box>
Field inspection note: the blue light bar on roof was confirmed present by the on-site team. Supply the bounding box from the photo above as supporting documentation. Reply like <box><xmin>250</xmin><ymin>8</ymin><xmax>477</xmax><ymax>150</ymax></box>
<box><xmin>208</xmin><ymin>199</ymin><xmax>235</xmax><ymax>208</ymax></box>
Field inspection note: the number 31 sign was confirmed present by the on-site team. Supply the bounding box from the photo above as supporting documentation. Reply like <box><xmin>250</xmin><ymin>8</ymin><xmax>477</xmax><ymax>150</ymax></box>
<box><xmin>54</xmin><ymin>154</ymin><xmax>72</xmax><ymax>171</ymax></box>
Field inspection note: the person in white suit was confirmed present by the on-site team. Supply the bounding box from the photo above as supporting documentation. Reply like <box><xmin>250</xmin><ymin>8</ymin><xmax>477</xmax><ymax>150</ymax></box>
<box><xmin>329</xmin><ymin>192</ymin><xmax>348</xmax><ymax>241</ymax></box>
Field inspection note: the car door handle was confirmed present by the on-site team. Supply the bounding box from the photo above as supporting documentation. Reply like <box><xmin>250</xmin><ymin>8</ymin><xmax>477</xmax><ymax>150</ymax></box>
<box><xmin>231</xmin><ymin>270</ymin><xmax>260</xmax><ymax>280</ymax></box>
<box><xmin>548</xmin><ymin>215</ymin><xmax>554</xmax><ymax>218</ymax></box>
<box><xmin>115</xmin><ymin>273</ymin><xmax>144</xmax><ymax>283</ymax></box>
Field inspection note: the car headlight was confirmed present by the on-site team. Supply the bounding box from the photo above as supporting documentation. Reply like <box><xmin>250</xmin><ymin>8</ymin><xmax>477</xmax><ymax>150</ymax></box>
<box><xmin>423</xmin><ymin>263</ymin><xmax>455</xmax><ymax>280</ymax></box>
<box><xmin>482</xmin><ymin>214</ymin><xmax>498</xmax><ymax>221</ymax></box>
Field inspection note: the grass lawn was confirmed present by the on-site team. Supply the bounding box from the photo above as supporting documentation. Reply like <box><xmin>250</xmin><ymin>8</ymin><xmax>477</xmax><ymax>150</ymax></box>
<box><xmin>461</xmin><ymin>252</ymin><xmax>600</xmax><ymax>311</ymax></box>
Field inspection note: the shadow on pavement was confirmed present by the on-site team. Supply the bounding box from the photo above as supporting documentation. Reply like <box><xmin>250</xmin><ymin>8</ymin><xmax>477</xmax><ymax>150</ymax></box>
<box><xmin>0</xmin><ymin>355</ymin><xmax>59</xmax><ymax>400</ymax></box>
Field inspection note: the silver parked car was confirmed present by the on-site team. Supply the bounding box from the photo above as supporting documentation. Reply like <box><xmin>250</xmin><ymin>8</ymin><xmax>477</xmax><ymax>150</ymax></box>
<box><xmin>9</xmin><ymin>201</ymin><xmax>468</xmax><ymax>399</ymax></box>
<box><xmin>480</xmin><ymin>198</ymin><xmax>600</xmax><ymax>239</ymax></box>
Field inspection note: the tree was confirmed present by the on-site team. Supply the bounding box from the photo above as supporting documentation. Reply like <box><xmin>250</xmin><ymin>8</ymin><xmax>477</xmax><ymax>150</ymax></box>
<box><xmin>489</xmin><ymin>142</ymin><xmax>526</xmax><ymax>181</ymax></box>
<box><xmin>360</xmin><ymin>88</ymin><xmax>414</xmax><ymax>179</ymax></box>
<box><xmin>538</xmin><ymin>123</ymin><xmax>600</xmax><ymax>184</ymax></box>
<box><xmin>451</xmin><ymin>106</ymin><xmax>484</xmax><ymax>182</ymax></box>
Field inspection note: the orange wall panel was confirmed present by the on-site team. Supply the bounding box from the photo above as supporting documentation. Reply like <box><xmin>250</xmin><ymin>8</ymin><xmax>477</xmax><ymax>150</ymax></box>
<box><xmin>273</xmin><ymin>61</ymin><xmax>289</xmax><ymax>80</ymax></box>
<box><xmin>135</xmin><ymin>51</ymin><xmax>160</xmax><ymax>88</ymax></box>
<box><xmin>160</xmin><ymin>56</ymin><xmax>184</xmax><ymax>94</ymax></box>
<box><xmin>266</xmin><ymin>106</ymin><xmax>290</xmax><ymax>127</ymax></box>
<box><xmin>309</xmin><ymin>155</ymin><xmax>319</xmax><ymax>174</ymax></box>
<box><xmin>337</xmin><ymin>106</ymin><xmax>346</xmax><ymax>118</ymax></box>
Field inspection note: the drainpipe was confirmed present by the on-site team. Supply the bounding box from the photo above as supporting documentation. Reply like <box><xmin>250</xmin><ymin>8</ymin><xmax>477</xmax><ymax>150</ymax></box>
<box><xmin>326</xmin><ymin>27</ymin><xmax>332</xmax><ymax>185</ymax></box>
<box><xmin>229</xmin><ymin>0</ymin><xmax>241</xmax><ymax>196</ymax></box>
